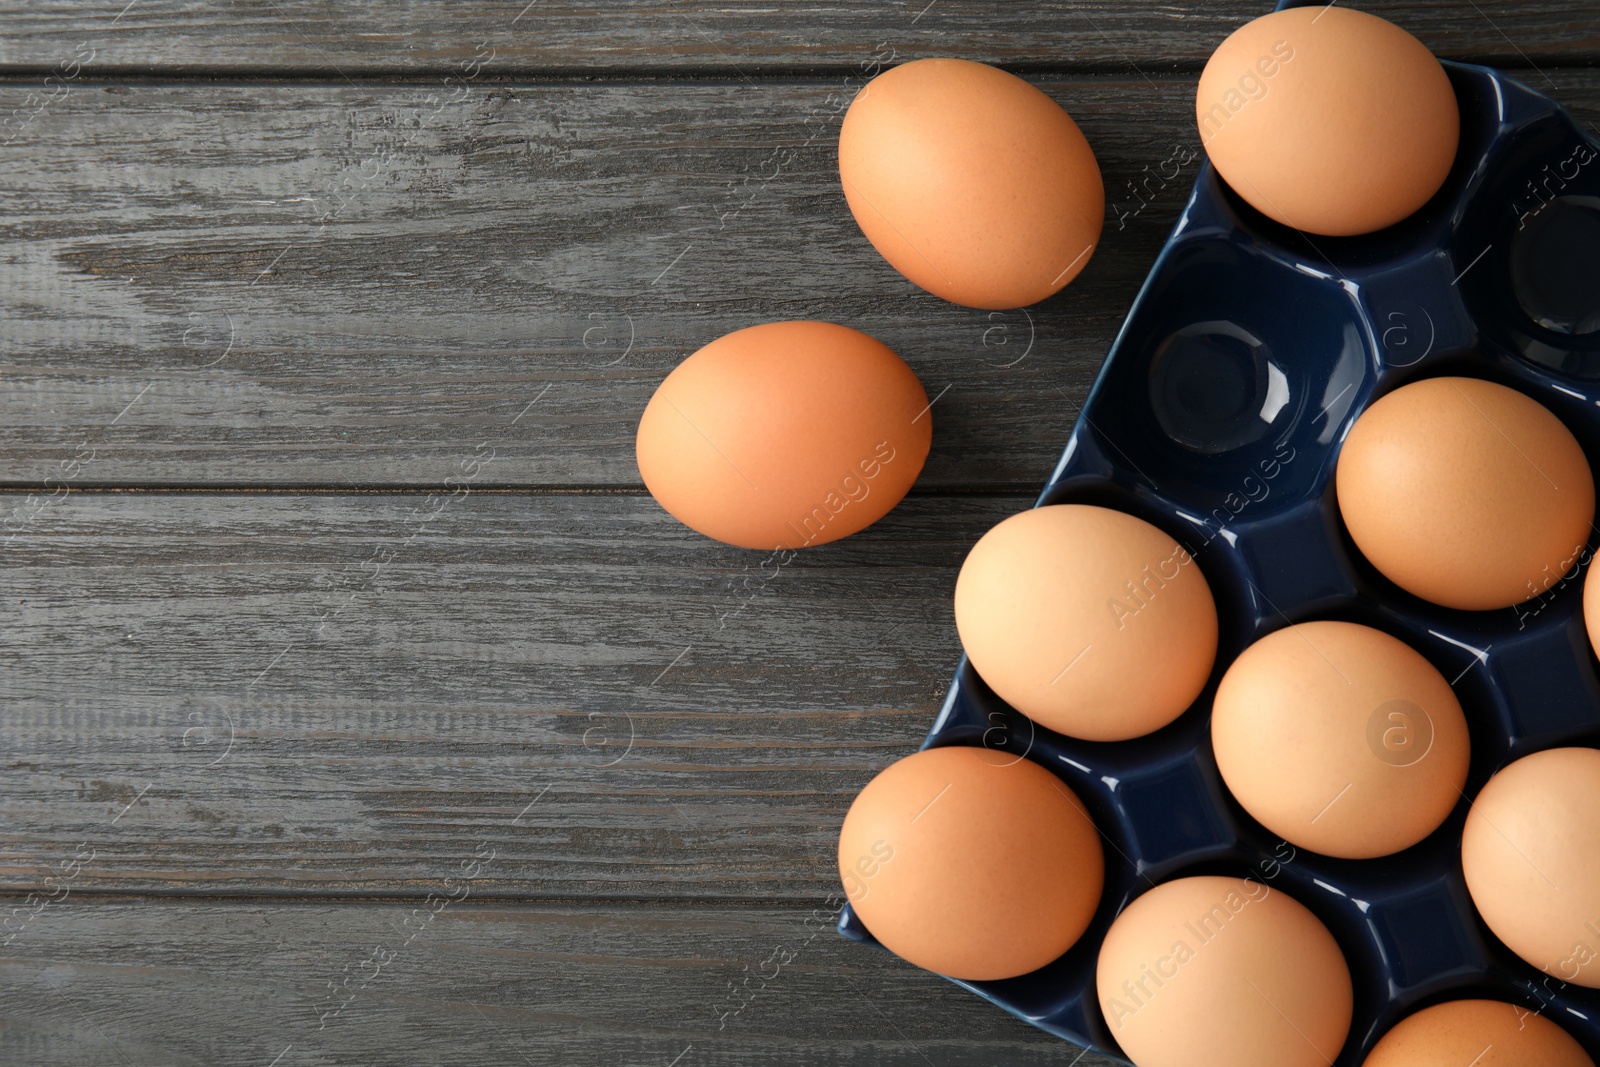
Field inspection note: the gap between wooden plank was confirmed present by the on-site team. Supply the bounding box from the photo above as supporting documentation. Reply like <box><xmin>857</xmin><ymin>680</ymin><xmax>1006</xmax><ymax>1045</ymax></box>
<box><xmin>0</xmin><ymin>484</ymin><xmax>1040</xmax><ymax>496</ymax></box>
<box><xmin>0</xmin><ymin>889</ymin><xmax>844</xmax><ymax>907</ymax></box>
<box><xmin>0</xmin><ymin>57</ymin><xmax>1592</xmax><ymax>84</ymax></box>
<box><xmin>0</xmin><ymin>65</ymin><xmax>1212</xmax><ymax>83</ymax></box>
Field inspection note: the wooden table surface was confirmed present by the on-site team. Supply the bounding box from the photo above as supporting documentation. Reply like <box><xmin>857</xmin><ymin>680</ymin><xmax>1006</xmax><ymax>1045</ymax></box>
<box><xmin>3</xmin><ymin>3</ymin><xmax>1596</xmax><ymax>1064</ymax></box>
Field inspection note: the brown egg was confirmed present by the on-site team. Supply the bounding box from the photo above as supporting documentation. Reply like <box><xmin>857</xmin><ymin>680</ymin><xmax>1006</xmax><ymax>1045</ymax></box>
<box><xmin>1585</xmin><ymin>558</ymin><xmax>1600</xmax><ymax>660</ymax></box>
<box><xmin>1211</xmin><ymin>620</ymin><xmax>1470</xmax><ymax>859</ymax></box>
<box><xmin>837</xmin><ymin>746</ymin><xmax>1104</xmax><ymax>980</ymax></box>
<box><xmin>1196</xmin><ymin>7</ymin><xmax>1458</xmax><ymax>236</ymax></box>
<box><xmin>838</xmin><ymin>57</ymin><xmax>1104</xmax><ymax>309</ymax></box>
<box><xmin>635</xmin><ymin>321</ymin><xmax>930</xmax><ymax>550</ymax></box>
<box><xmin>1336</xmin><ymin>377</ymin><xmax>1594</xmax><ymax>611</ymax></box>
<box><xmin>1462</xmin><ymin>747</ymin><xmax>1600</xmax><ymax>987</ymax></box>
<box><xmin>1362</xmin><ymin>998</ymin><xmax>1594</xmax><ymax>1067</ymax></box>
<box><xmin>953</xmin><ymin>504</ymin><xmax>1218</xmax><ymax>742</ymax></box>
<box><xmin>1096</xmin><ymin>875</ymin><xmax>1352</xmax><ymax>1067</ymax></box>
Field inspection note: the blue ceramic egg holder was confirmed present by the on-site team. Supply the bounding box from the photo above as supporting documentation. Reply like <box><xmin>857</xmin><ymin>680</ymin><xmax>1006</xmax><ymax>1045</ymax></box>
<box><xmin>838</xmin><ymin>10</ymin><xmax>1600</xmax><ymax>1064</ymax></box>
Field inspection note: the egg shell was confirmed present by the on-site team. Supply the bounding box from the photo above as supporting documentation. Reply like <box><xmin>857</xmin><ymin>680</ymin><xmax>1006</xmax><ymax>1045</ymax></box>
<box><xmin>1462</xmin><ymin>747</ymin><xmax>1600</xmax><ymax>988</ymax></box>
<box><xmin>1361</xmin><ymin>998</ymin><xmax>1594</xmax><ymax>1067</ymax></box>
<box><xmin>953</xmin><ymin>504</ymin><xmax>1218</xmax><ymax>742</ymax></box>
<box><xmin>838</xmin><ymin>57</ymin><xmax>1104</xmax><ymax>310</ymax></box>
<box><xmin>837</xmin><ymin>746</ymin><xmax>1105</xmax><ymax>981</ymax></box>
<box><xmin>1196</xmin><ymin>6</ymin><xmax>1459</xmax><ymax>236</ymax></box>
<box><xmin>1585</xmin><ymin>559</ymin><xmax>1600</xmax><ymax>660</ymax></box>
<box><xmin>635</xmin><ymin>321</ymin><xmax>931</xmax><ymax>550</ymax></box>
<box><xmin>1211</xmin><ymin>620</ymin><xmax>1470</xmax><ymax>859</ymax></box>
<box><xmin>1096</xmin><ymin>875</ymin><xmax>1352</xmax><ymax>1067</ymax></box>
<box><xmin>1335</xmin><ymin>376</ymin><xmax>1594</xmax><ymax>611</ymax></box>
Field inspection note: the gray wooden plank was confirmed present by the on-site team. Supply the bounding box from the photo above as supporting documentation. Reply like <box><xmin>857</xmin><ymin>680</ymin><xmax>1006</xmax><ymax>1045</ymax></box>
<box><xmin>0</xmin><ymin>490</ymin><xmax>1026</xmax><ymax>899</ymax></box>
<box><xmin>0</xmin><ymin>1</ymin><xmax>1592</xmax><ymax>74</ymax></box>
<box><xmin>8</xmin><ymin>71</ymin><xmax>1596</xmax><ymax>490</ymax></box>
<box><xmin>0</xmin><ymin>897</ymin><xmax>1123</xmax><ymax>1066</ymax></box>
<box><xmin>0</xmin><ymin>74</ymin><xmax>1182</xmax><ymax>491</ymax></box>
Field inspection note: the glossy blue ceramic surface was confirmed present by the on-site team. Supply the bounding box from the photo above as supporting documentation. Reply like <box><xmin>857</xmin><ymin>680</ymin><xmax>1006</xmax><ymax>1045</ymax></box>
<box><xmin>838</xmin><ymin>12</ymin><xmax>1600</xmax><ymax>1063</ymax></box>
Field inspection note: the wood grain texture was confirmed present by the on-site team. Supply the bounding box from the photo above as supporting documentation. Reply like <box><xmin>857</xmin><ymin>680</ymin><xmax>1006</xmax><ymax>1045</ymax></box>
<box><xmin>0</xmin><ymin>74</ymin><xmax>1185</xmax><ymax>490</ymax></box>
<box><xmin>8</xmin><ymin>70</ymin><xmax>1597</xmax><ymax>491</ymax></box>
<box><xmin>0</xmin><ymin>491</ymin><xmax>1026</xmax><ymax>899</ymax></box>
<box><xmin>5</xmin><ymin>5</ymin><xmax>1600</xmax><ymax>1059</ymax></box>
<box><xmin>0</xmin><ymin>0</ymin><xmax>1592</xmax><ymax>74</ymax></box>
<box><xmin>0</xmin><ymin>898</ymin><xmax>1123</xmax><ymax>1066</ymax></box>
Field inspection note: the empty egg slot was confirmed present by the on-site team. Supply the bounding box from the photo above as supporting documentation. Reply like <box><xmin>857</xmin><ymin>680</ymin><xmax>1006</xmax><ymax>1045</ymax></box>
<box><xmin>1078</xmin><ymin>235</ymin><xmax>1371</xmax><ymax>523</ymax></box>
<box><xmin>1149</xmin><ymin>319</ymin><xmax>1284</xmax><ymax>454</ymax></box>
<box><xmin>1512</xmin><ymin>194</ymin><xmax>1600</xmax><ymax>337</ymax></box>
<box><xmin>1452</xmin><ymin>111</ymin><xmax>1600</xmax><ymax>378</ymax></box>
